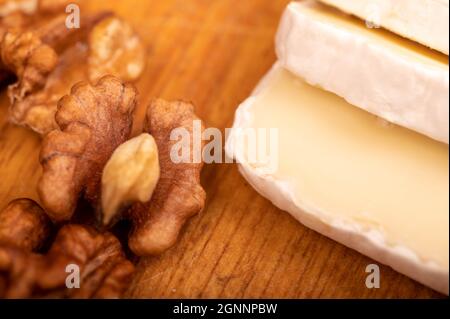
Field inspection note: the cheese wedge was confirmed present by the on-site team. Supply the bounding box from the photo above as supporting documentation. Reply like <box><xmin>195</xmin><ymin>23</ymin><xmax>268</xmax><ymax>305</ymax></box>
<box><xmin>226</xmin><ymin>64</ymin><xmax>449</xmax><ymax>294</ymax></box>
<box><xmin>317</xmin><ymin>0</ymin><xmax>450</xmax><ymax>55</ymax></box>
<box><xmin>276</xmin><ymin>1</ymin><xmax>449</xmax><ymax>144</ymax></box>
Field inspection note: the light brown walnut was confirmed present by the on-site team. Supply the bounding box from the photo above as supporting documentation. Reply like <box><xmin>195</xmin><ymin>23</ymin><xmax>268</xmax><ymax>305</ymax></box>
<box><xmin>7</xmin><ymin>42</ymin><xmax>88</xmax><ymax>134</ymax></box>
<box><xmin>0</xmin><ymin>198</ymin><xmax>52</xmax><ymax>252</ymax></box>
<box><xmin>0</xmin><ymin>0</ymin><xmax>73</xmax><ymax>17</ymax></box>
<box><xmin>88</xmin><ymin>16</ymin><xmax>146</xmax><ymax>83</ymax></box>
<box><xmin>0</xmin><ymin>224</ymin><xmax>134</xmax><ymax>299</ymax></box>
<box><xmin>1</xmin><ymin>12</ymin><xmax>111</xmax><ymax>134</ymax></box>
<box><xmin>0</xmin><ymin>0</ymin><xmax>37</xmax><ymax>17</ymax></box>
<box><xmin>1</xmin><ymin>31</ymin><xmax>58</xmax><ymax>105</ymax></box>
<box><xmin>35</xmin><ymin>12</ymin><xmax>111</xmax><ymax>54</ymax></box>
<box><xmin>0</xmin><ymin>199</ymin><xmax>134</xmax><ymax>299</ymax></box>
<box><xmin>125</xmin><ymin>100</ymin><xmax>206</xmax><ymax>256</ymax></box>
<box><xmin>37</xmin><ymin>87</ymin><xmax>206</xmax><ymax>256</ymax></box>
<box><xmin>38</xmin><ymin>76</ymin><xmax>137</xmax><ymax>222</ymax></box>
<box><xmin>0</xmin><ymin>11</ymin><xmax>28</xmax><ymax>34</ymax></box>
<box><xmin>0</xmin><ymin>2</ymin><xmax>44</xmax><ymax>86</ymax></box>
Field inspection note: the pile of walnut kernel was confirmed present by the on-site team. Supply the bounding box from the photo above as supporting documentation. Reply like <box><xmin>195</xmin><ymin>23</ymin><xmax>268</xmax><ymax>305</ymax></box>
<box><xmin>0</xmin><ymin>1</ymin><xmax>207</xmax><ymax>298</ymax></box>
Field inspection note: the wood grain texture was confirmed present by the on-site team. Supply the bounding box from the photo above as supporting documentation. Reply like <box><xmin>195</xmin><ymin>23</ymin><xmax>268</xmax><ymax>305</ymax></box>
<box><xmin>0</xmin><ymin>0</ymin><xmax>443</xmax><ymax>298</ymax></box>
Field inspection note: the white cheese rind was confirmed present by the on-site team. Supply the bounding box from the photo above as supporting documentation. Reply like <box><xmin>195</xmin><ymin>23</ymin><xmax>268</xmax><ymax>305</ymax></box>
<box><xmin>226</xmin><ymin>63</ymin><xmax>449</xmax><ymax>295</ymax></box>
<box><xmin>276</xmin><ymin>1</ymin><xmax>449</xmax><ymax>144</ymax></box>
<box><xmin>318</xmin><ymin>0</ymin><xmax>450</xmax><ymax>55</ymax></box>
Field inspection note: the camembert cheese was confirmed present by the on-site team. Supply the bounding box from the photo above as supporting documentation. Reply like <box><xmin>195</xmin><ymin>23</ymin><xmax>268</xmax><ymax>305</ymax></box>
<box><xmin>276</xmin><ymin>1</ymin><xmax>449</xmax><ymax>144</ymax></box>
<box><xmin>318</xmin><ymin>0</ymin><xmax>450</xmax><ymax>54</ymax></box>
<box><xmin>226</xmin><ymin>64</ymin><xmax>449</xmax><ymax>294</ymax></box>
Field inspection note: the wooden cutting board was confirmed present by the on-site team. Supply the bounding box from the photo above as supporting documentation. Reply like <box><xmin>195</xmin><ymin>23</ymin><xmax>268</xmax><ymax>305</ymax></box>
<box><xmin>0</xmin><ymin>0</ymin><xmax>443</xmax><ymax>298</ymax></box>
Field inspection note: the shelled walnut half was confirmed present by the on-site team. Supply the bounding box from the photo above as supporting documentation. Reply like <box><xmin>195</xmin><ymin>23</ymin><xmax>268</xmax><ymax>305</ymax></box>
<box><xmin>1</xmin><ymin>31</ymin><xmax>58</xmax><ymax>105</ymax></box>
<box><xmin>88</xmin><ymin>16</ymin><xmax>146</xmax><ymax>83</ymax></box>
<box><xmin>1</xmin><ymin>5</ymin><xmax>146</xmax><ymax>135</ymax></box>
<box><xmin>107</xmin><ymin>100</ymin><xmax>207</xmax><ymax>256</ymax></box>
<box><xmin>39</xmin><ymin>93</ymin><xmax>207</xmax><ymax>256</ymax></box>
<box><xmin>1</xmin><ymin>11</ymin><xmax>111</xmax><ymax>134</ymax></box>
<box><xmin>38</xmin><ymin>75</ymin><xmax>137</xmax><ymax>221</ymax></box>
<box><xmin>0</xmin><ymin>0</ymin><xmax>73</xmax><ymax>17</ymax></box>
<box><xmin>0</xmin><ymin>199</ymin><xmax>134</xmax><ymax>299</ymax></box>
<box><xmin>0</xmin><ymin>198</ymin><xmax>52</xmax><ymax>251</ymax></box>
<box><xmin>0</xmin><ymin>0</ymin><xmax>38</xmax><ymax>17</ymax></box>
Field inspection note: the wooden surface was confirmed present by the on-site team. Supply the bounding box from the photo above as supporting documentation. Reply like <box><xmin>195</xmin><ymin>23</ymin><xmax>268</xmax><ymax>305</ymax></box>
<box><xmin>0</xmin><ymin>0</ymin><xmax>443</xmax><ymax>298</ymax></box>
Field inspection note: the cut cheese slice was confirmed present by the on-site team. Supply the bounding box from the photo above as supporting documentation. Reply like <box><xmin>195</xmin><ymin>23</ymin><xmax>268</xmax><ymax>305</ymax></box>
<box><xmin>317</xmin><ymin>0</ymin><xmax>449</xmax><ymax>55</ymax></box>
<box><xmin>226</xmin><ymin>63</ymin><xmax>449</xmax><ymax>294</ymax></box>
<box><xmin>276</xmin><ymin>1</ymin><xmax>449</xmax><ymax>144</ymax></box>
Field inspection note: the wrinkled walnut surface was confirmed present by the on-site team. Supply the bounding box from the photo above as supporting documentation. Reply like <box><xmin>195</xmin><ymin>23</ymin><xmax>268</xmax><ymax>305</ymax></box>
<box><xmin>38</xmin><ymin>75</ymin><xmax>137</xmax><ymax>222</ymax></box>
<box><xmin>0</xmin><ymin>0</ymin><xmax>80</xmax><ymax>87</ymax></box>
<box><xmin>0</xmin><ymin>198</ymin><xmax>52</xmax><ymax>251</ymax></box>
<box><xmin>0</xmin><ymin>0</ymin><xmax>73</xmax><ymax>17</ymax></box>
<box><xmin>0</xmin><ymin>11</ymin><xmax>28</xmax><ymax>34</ymax></box>
<box><xmin>1</xmin><ymin>30</ymin><xmax>58</xmax><ymax>105</ymax></box>
<box><xmin>1</xmin><ymin>11</ymin><xmax>111</xmax><ymax>134</ymax></box>
<box><xmin>88</xmin><ymin>16</ymin><xmax>146</xmax><ymax>83</ymax></box>
<box><xmin>36</xmin><ymin>12</ymin><xmax>111</xmax><ymax>54</ymax></box>
<box><xmin>0</xmin><ymin>0</ymin><xmax>37</xmax><ymax>17</ymax></box>
<box><xmin>0</xmin><ymin>199</ymin><xmax>134</xmax><ymax>299</ymax></box>
<box><xmin>9</xmin><ymin>42</ymin><xmax>88</xmax><ymax>134</ymax></box>
<box><xmin>0</xmin><ymin>224</ymin><xmax>134</xmax><ymax>298</ymax></box>
<box><xmin>126</xmin><ymin>99</ymin><xmax>206</xmax><ymax>256</ymax></box>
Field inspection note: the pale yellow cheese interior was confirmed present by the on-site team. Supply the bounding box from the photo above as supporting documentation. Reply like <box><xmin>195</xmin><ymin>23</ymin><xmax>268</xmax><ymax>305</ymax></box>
<box><xmin>297</xmin><ymin>2</ymin><xmax>448</xmax><ymax>69</ymax></box>
<box><xmin>246</xmin><ymin>68</ymin><xmax>449</xmax><ymax>268</ymax></box>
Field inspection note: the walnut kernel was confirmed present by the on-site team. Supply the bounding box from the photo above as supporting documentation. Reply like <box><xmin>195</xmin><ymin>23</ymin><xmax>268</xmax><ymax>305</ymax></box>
<box><xmin>102</xmin><ymin>133</ymin><xmax>160</xmax><ymax>226</ymax></box>
<box><xmin>88</xmin><ymin>16</ymin><xmax>146</xmax><ymax>83</ymax></box>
